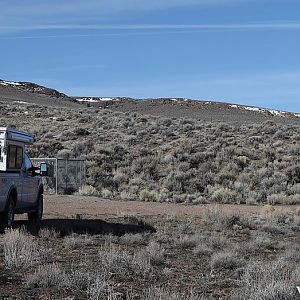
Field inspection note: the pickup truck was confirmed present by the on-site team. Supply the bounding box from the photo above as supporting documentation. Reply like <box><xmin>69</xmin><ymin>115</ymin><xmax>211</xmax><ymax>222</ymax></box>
<box><xmin>0</xmin><ymin>127</ymin><xmax>48</xmax><ymax>233</ymax></box>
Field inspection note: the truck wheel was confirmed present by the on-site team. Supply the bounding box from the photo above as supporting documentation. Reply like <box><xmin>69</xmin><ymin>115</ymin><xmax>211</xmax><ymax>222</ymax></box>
<box><xmin>28</xmin><ymin>193</ymin><xmax>43</xmax><ymax>234</ymax></box>
<box><xmin>0</xmin><ymin>195</ymin><xmax>16</xmax><ymax>233</ymax></box>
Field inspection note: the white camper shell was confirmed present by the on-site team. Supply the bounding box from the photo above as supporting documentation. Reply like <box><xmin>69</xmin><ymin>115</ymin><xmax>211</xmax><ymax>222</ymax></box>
<box><xmin>0</xmin><ymin>127</ymin><xmax>34</xmax><ymax>172</ymax></box>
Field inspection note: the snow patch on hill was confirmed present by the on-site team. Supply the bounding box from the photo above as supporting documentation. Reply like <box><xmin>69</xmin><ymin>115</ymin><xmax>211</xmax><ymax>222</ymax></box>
<box><xmin>229</xmin><ymin>104</ymin><xmax>294</xmax><ymax>118</ymax></box>
<box><xmin>76</xmin><ymin>97</ymin><xmax>118</xmax><ymax>103</ymax></box>
<box><xmin>0</xmin><ymin>80</ymin><xmax>21</xmax><ymax>87</ymax></box>
<box><xmin>13</xmin><ymin>101</ymin><xmax>28</xmax><ymax>104</ymax></box>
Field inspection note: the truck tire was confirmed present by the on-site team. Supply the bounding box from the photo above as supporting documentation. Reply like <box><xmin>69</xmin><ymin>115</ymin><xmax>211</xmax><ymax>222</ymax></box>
<box><xmin>28</xmin><ymin>192</ymin><xmax>43</xmax><ymax>234</ymax></box>
<box><xmin>0</xmin><ymin>195</ymin><xmax>16</xmax><ymax>233</ymax></box>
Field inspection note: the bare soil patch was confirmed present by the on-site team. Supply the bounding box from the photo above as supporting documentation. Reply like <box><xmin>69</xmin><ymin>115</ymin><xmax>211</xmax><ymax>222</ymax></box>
<box><xmin>42</xmin><ymin>195</ymin><xmax>299</xmax><ymax>219</ymax></box>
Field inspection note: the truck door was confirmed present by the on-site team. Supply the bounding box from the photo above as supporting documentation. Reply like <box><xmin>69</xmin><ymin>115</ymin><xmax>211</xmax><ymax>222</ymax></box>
<box><xmin>0</xmin><ymin>175</ymin><xmax>9</xmax><ymax>212</ymax></box>
<box><xmin>5</xmin><ymin>145</ymin><xmax>24</xmax><ymax>211</ymax></box>
<box><xmin>22</xmin><ymin>154</ymin><xmax>39</xmax><ymax>207</ymax></box>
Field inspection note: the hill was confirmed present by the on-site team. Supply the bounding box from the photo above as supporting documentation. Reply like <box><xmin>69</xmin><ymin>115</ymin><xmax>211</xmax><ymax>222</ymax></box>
<box><xmin>1</xmin><ymin>79</ymin><xmax>300</xmax><ymax>124</ymax></box>
<box><xmin>0</xmin><ymin>79</ymin><xmax>300</xmax><ymax>205</ymax></box>
<box><xmin>75</xmin><ymin>96</ymin><xmax>300</xmax><ymax>124</ymax></box>
<box><xmin>0</xmin><ymin>80</ymin><xmax>80</xmax><ymax>108</ymax></box>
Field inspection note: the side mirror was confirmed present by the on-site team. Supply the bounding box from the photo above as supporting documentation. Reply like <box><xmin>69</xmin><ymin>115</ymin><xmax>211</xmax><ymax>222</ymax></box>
<box><xmin>39</xmin><ymin>163</ymin><xmax>49</xmax><ymax>176</ymax></box>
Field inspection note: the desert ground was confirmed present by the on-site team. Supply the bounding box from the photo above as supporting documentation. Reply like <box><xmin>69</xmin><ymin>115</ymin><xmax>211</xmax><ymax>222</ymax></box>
<box><xmin>0</xmin><ymin>196</ymin><xmax>299</xmax><ymax>299</ymax></box>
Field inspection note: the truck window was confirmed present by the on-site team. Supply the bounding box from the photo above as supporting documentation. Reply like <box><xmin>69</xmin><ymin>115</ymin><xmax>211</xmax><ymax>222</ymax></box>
<box><xmin>8</xmin><ymin>146</ymin><xmax>17</xmax><ymax>169</ymax></box>
<box><xmin>16</xmin><ymin>147</ymin><xmax>23</xmax><ymax>168</ymax></box>
<box><xmin>7</xmin><ymin>145</ymin><xmax>23</xmax><ymax>170</ymax></box>
<box><xmin>24</xmin><ymin>153</ymin><xmax>33</xmax><ymax>171</ymax></box>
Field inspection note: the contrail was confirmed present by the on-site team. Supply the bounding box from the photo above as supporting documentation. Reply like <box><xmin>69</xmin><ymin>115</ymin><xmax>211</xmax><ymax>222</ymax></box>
<box><xmin>1</xmin><ymin>21</ymin><xmax>300</xmax><ymax>32</ymax></box>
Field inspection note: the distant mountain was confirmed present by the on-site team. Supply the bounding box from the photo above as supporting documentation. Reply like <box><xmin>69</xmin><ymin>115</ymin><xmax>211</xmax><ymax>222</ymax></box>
<box><xmin>0</xmin><ymin>79</ymin><xmax>299</xmax><ymax>124</ymax></box>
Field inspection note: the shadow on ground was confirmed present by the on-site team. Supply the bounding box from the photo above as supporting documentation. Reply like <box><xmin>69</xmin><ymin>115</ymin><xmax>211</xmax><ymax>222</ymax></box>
<box><xmin>13</xmin><ymin>218</ymin><xmax>156</xmax><ymax>236</ymax></box>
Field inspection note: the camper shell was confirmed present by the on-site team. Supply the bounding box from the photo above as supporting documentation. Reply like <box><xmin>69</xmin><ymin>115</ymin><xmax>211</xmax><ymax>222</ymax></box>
<box><xmin>0</xmin><ymin>127</ymin><xmax>34</xmax><ymax>172</ymax></box>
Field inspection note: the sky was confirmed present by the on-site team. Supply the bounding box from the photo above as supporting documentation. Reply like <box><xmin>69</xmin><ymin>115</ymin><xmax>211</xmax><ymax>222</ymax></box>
<box><xmin>1</xmin><ymin>0</ymin><xmax>300</xmax><ymax>112</ymax></box>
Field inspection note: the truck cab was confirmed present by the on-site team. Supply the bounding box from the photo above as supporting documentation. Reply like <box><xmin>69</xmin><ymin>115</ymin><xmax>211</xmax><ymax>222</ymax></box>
<box><xmin>0</xmin><ymin>127</ymin><xmax>48</xmax><ymax>233</ymax></box>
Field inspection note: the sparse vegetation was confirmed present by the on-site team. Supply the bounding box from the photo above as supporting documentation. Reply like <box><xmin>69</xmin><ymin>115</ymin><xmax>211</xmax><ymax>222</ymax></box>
<box><xmin>25</xmin><ymin>263</ymin><xmax>69</xmax><ymax>289</ymax></box>
<box><xmin>210</xmin><ymin>250</ymin><xmax>244</xmax><ymax>271</ymax></box>
<box><xmin>0</xmin><ymin>206</ymin><xmax>299</xmax><ymax>299</ymax></box>
<box><xmin>1</xmin><ymin>101</ymin><xmax>300</xmax><ymax>204</ymax></box>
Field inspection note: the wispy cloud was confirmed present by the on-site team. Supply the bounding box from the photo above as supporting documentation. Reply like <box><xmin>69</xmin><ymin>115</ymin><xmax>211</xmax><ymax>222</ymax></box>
<box><xmin>1</xmin><ymin>0</ymin><xmax>247</xmax><ymax>16</ymax></box>
<box><xmin>0</xmin><ymin>0</ymin><xmax>249</xmax><ymax>31</ymax></box>
<box><xmin>1</xmin><ymin>22</ymin><xmax>300</xmax><ymax>36</ymax></box>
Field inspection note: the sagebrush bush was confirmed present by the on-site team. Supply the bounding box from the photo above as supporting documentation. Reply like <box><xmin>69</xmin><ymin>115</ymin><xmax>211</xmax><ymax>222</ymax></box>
<box><xmin>128</xmin><ymin>288</ymin><xmax>202</xmax><ymax>300</ymax></box>
<box><xmin>144</xmin><ymin>241</ymin><xmax>165</xmax><ymax>266</ymax></box>
<box><xmin>239</xmin><ymin>257</ymin><xmax>300</xmax><ymax>300</ymax></box>
<box><xmin>119</xmin><ymin>233</ymin><xmax>146</xmax><ymax>245</ymax></box>
<box><xmin>211</xmin><ymin>187</ymin><xmax>238</xmax><ymax>204</ymax></box>
<box><xmin>210</xmin><ymin>250</ymin><xmax>244</xmax><ymax>271</ymax></box>
<box><xmin>39</xmin><ymin>228</ymin><xmax>60</xmax><ymax>239</ymax></box>
<box><xmin>3</xmin><ymin>229</ymin><xmax>40</xmax><ymax>269</ymax></box>
<box><xmin>76</xmin><ymin>185</ymin><xmax>100</xmax><ymax>196</ymax></box>
<box><xmin>98</xmin><ymin>246</ymin><xmax>153</xmax><ymax>279</ymax></box>
<box><xmin>139</xmin><ymin>189</ymin><xmax>157</xmax><ymax>202</ymax></box>
<box><xmin>25</xmin><ymin>263</ymin><xmax>69</xmax><ymax>288</ymax></box>
<box><xmin>64</xmin><ymin>234</ymin><xmax>94</xmax><ymax>250</ymax></box>
<box><xmin>174</xmin><ymin>234</ymin><xmax>199</xmax><ymax>249</ymax></box>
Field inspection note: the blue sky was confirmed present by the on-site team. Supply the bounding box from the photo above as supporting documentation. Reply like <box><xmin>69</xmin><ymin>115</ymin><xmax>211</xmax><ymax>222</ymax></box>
<box><xmin>1</xmin><ymin>0</ymin><xmax>300</xmax><ymax>112</ymax></box>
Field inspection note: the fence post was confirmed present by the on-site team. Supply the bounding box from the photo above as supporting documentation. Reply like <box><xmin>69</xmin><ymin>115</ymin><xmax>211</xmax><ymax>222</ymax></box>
<box><xmin>55</xmin><ymin>158</ymin><xmax>58</xmax><ymax>195</ymax></box>
<box><xmin>83</xmin><ymin>160</ymin><xmax>86</xmax><ymax>185</ymax></box>
<box><xmin>79</xmin><ymin>160</ymin><xmax>82</xmax><ymax>187</ymax></box>
<box><xmin>65</xmin><ymin>159</ymin><xmax>68</xmax><ymax>192</ymax></box>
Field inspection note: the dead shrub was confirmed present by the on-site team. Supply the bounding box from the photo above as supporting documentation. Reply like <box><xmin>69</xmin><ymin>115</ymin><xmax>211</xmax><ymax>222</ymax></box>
<box><xmin>3</xmin><ymin>229</ymin><xmax>41</xmax><ymax>269</ymax></box>
<box><xmin>145</xmin><ymin>241</ymin><xmax>165</xmax><ymax>266</ymax></box>
<box><xmin>98</xmin><ymin>246</ymin><xmax>153</xmax><ymax>279</ymax></box>
<box><xmin>64</xmin><ymin>234</ymin><xmax>94</xmax><ymax>250</ymax></box>
<box><xmin>211</xmin><ymin>250</ymin><xmax>244</xmax><ymax>272</ymax></box>
<box><xmin>238</xmin><ymin>257</ymin><xmax>300</xmax><ymax>300</ymax></box>
<box><xmin>25</xmin><ymin>263</ymin><xmax>69</xmax><ymax>288</ymax></box>
<box><xmin>128</xmin><ymin>287</ymin><xmax>202</xmax><ymax>300</ymax></box>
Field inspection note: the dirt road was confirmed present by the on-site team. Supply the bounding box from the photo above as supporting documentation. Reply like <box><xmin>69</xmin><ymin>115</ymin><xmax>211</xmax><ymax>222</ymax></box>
<box><xmin>42</xmin><ymin>195</ymin><xmax>299</xmax><ymax>219</ymax></box>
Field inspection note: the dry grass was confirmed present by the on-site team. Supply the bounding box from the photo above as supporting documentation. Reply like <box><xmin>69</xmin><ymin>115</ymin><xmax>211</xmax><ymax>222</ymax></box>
<box><xmin>3</xmin><ymin>229</ymin><xmax>41</xmax><ymax>269</ymax></box>
<box><xmin>63</xmin><ymin>234</ymin><xmax>94</xmax><ymax>250</ymax></box>
<box><xmin>144</xmin><ymin>241</ymin><xmax>166</xmax><ymax>266</ymax></box>
<box><xmin>210</xmin><ymin>250</ymin><xmax>244</xmax><ymax>272</ymax></box>
<box><xmin>98</xmin><ymin>245</ymin><xmax>154</xmax><ymax>279</ymax></box>
<box><xmin>238</xmin><ymin>256</ymin><xmax>300</xmax><ymax>300</ymax></box>
<box><xmin>0</xmin><ymin>206</ymin><xmax>299</xmax><ymax>299</ymax></box>
<box><xmin>39</xmin><ymin>228</ymin><xmax>60</xmax><ymax>239</ymax></box>
<box><xmin>128</xmin><ymin>288</ymin><xmax>203</xmax><ymax>300</ymax></box>
<box><xmin>25</xmin><ymin>263</ymin><xmax>69</xmax><ymax>288</ymax></box>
